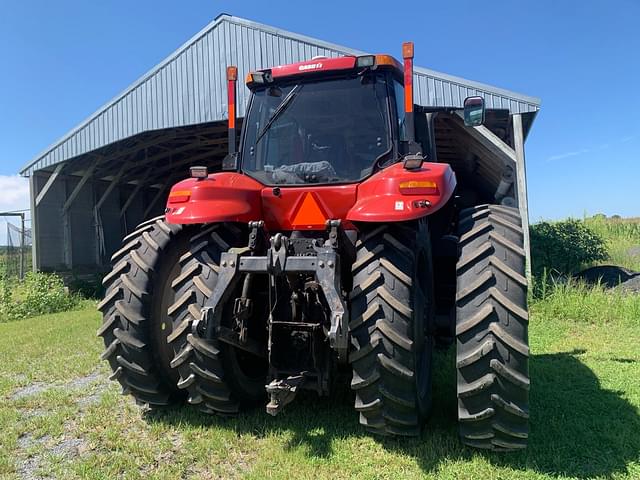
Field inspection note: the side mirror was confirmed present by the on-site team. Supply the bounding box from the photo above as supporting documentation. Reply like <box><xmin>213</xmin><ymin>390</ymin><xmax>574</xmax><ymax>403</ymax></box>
<box><xmin>463</xmin><ymin>96</ymin><xmax>485</xmax><ymax>127</ymax></box>
<box><xmin>222</xmin><ymin>152</ymin><xmax>238</xmax><ymax>171</ymax></box>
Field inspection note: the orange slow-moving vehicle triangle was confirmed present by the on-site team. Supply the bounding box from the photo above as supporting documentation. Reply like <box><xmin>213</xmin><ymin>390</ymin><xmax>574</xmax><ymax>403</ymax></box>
<box><xmin>292</xmin><ymin>193</ymin><xmax>326</xmax><ymax>227</ymax></box>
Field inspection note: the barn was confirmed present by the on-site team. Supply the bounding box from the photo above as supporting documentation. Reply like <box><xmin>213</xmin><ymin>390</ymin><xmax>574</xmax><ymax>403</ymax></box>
<box><xmin>19</xmin><ymin>14</ymin><xmax>540</xmax><ymax>275</ymax></box>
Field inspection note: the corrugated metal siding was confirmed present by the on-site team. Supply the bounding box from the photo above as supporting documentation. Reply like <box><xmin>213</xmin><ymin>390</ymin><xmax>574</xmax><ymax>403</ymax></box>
<box><xmin>20</xmin><ymin>14</ymin><xmax>540</xmax><ymax>176</ymax></box>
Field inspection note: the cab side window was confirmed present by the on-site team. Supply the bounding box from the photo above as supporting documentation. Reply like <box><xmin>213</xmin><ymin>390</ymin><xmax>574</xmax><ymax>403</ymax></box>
<box><xmin>393</xmin><ymin>81</ymin><xmax>406</xmax><ymax>142</ymax></box>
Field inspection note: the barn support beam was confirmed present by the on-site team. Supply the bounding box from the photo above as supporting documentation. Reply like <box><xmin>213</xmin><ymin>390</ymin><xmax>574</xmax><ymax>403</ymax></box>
<box><xmin>62</xmin><ymin>157</ymin><xmax>100</xmax><ymax>213</ymax></box>
<box><xmin>452</xmin><ymin>112</ymin><xmax>516</xmax><ymax>168</ymax></box>
<box><xmin>93</xmin><ymin>162</ymin><xmax>129</xmax><ymax>265</ymax></box>
<box><xmin>117</xmin><ymin>137</ymin><xmax>227</xmax><ymax>184</ymax></box>
<box><xmin>143</xmin><ymin>186</ymin><xmax>169</xmax><ymax>219</ymax></box>
<box><xmin>95</xmin><ymin>162</ymin><xmax>128</xmax><ymax>211</ymax></box>
<box><xmin>512</xmin><ymin>113</ymin><xmax>531</xmax><ymax>283</ymax></box>
<box><xmin>35</xmin><ymin>163</ymin><xmax>65</xmax><ymax>207</ymax></box>
<box><xmin>119</xmin><ymin>168</ymin><xmax>153</xmax><ymax>218</ymax></box>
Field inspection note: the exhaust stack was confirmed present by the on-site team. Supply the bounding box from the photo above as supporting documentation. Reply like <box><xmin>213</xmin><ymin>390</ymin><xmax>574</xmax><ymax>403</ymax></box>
<box><xmin>227</xmin><ymin>66</ymin><xmax>238</xmax><ymax>154</ymax></box>
<box><xmin>402</xmin><ymin>41</ymin><xmax>415</xmax><ymax>143</ymax></box>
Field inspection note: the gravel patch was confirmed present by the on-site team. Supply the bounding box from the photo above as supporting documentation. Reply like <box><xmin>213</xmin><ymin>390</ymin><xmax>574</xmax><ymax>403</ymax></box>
<box><xmin>50</xmin><ymin>437</ymin><xmax>86</xmax><ymax>459</ymax></box>
<box><xmin>66</xmin><ymin>371</ymin><xmax>102</xmax><ymax>389</ymax></box>
<box><xmin>20</xmin><ymin>408</ymin><xmax>47</xmax><ymax>419</ymax></box>
<box><xmin>11</xmin><ymin>383</ymin><xmax>50</xmax><ymax>401</ymax></box>
<box><xmin>16</xmin><ymin>434</ymin><xmax>50</xmax><ymax>480</ymax></box>
<box><xmin>11</xmin><ymin>370</ymin><xmax>106</xmax><ymax>401</ymax></box>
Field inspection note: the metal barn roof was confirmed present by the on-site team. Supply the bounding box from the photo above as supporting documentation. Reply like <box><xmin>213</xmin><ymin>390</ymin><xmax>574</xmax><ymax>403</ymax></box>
<box><xmin>20</xmin><ymin>14</ymin><xmax>540</xmax><ymax>176</ymax></box>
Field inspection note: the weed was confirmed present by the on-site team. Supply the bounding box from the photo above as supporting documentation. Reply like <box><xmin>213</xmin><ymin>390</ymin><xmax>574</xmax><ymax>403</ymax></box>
<box><xmin>0</xmin><ymin>271</ymin><xmax>81</xmax><ymax>322</ymax></box>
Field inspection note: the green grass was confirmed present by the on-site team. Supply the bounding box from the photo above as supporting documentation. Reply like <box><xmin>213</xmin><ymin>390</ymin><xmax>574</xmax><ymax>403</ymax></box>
<box><xmin>1</xmin><ymin>216</ymin><xmax>638</xmax><ymax>479</ymax></box>
<box><xmin>0</xmin><ymin>288</ymin><xmax>639</xmax><ymax>480</ymax></box>
<box><xmin>585</xmin><ymin>216</ymin><xmax>640</xmax><ymax>271</ymax></box>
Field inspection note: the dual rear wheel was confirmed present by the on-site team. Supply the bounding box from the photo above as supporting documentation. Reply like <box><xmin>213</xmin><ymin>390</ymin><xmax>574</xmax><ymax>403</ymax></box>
<box><xmin>98</xmin><ymin>218</ymin><xmax>265</xmax><ymax>412</ymax></box>
<box><xmin>98</xmin><ymin>206</ymin><xmax>529</xmax><ymax>450</ymax></box>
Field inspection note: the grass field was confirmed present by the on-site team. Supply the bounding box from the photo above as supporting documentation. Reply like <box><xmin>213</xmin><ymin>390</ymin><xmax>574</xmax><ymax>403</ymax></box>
<box><xmin>1</xmin><ymin>217</ymin><xmax>639</xmax><ymax>480</ymax></box>
<box><xmin>585</xmin><ymin>216</ymin><xmax>640</xmax><ymax>272</ymax></box>
<box><xmin>0</xmin><ymin>286</ymin><xmax>639</xmax><ymax>480</ymax></box>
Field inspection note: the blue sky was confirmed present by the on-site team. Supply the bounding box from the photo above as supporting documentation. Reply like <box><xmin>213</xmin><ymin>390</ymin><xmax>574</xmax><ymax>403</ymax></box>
<box><xmin>0</xmin><ymin>0</ymin><xmax>639</xmax><ymax>225</ymax></box>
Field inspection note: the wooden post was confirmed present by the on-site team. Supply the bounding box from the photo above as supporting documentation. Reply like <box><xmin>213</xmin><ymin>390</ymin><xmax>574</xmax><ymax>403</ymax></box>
<box><xmin>512</xmin><ymin>114</ymin><xmax>532</xmax><ymax>284</ymax></box>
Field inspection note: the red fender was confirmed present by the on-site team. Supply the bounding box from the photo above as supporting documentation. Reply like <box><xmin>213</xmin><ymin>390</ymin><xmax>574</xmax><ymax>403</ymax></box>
<box><xmin>165</xmin><ymin>173</ymin><xmax>263</xmax><ymax>224</ymax></box>
<box><xmin>347</xmin><ymin>162</ymin><xmax>456</xmax><ymax>222</ymax></box>
<box><xmin>166</xmin><ymin>163</ymin><xmax>455</xmax><ymax>228</ymax></box>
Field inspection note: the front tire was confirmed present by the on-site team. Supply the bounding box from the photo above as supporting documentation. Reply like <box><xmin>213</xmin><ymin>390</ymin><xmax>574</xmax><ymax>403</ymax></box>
<box><xmin>455</xmin><ymin>205</ymin><xmax>530</xmax><ymax>451</ymax></box>
<box><xmin>349</xmin><ymin>223</ymin><xmax>434</xmax><ymax>436</ymax></box>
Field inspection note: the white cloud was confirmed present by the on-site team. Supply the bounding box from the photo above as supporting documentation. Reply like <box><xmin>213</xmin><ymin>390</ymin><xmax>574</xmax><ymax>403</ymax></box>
<box><xmin>546</xmin><ymin>148</ymin><xmax>590</xmax><ymax>162</ymax></box>
<box><xmin>0</xmin><ymin>175</ymin><xmax>29</xmax><ymax>213</ymax></box>
<box><xmin>546</xmin><ymin>133</ymin><xmax>638</xmax><ymax>162</ymax></box>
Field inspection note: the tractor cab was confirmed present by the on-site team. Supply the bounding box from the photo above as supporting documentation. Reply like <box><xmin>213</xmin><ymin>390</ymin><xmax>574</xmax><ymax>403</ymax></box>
<box><xmin>237</xmin><ymin>55</ymin><xmax>405</xmax><ymax>186</ymax></box>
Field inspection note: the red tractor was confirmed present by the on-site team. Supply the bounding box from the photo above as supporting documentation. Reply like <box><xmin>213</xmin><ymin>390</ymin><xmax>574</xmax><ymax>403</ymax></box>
<box><xmin>98</xmin><ymin>42</ymin><xmax>529</xmax><ymax>451</ymax></box>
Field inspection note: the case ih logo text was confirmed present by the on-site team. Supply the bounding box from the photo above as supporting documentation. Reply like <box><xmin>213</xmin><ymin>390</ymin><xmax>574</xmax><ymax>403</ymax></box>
<box><xmin>299</xmin><ymin>62</ymin><xmax>323</xmax><ymax>71</ymax></box>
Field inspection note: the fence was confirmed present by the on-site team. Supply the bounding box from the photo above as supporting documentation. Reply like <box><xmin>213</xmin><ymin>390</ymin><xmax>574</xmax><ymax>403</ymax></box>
<box><xmin>1</xmin><ymin>212</ymin><xmax>32</xmax><ymax>280</ymax></box>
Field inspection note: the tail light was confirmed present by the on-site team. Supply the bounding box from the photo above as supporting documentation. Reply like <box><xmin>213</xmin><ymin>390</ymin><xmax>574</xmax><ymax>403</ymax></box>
<box><xmin>168</xmin><ymin>190</ymin><xmax>191</xmax><ymax>203</ymax></box>
<box><xmin>399</xmin><ymin>180</ymin><xmax>438</xmax><ymax>195</ymax></box>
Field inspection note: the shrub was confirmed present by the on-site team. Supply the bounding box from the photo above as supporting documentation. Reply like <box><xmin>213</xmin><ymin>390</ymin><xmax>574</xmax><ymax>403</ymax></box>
<box><xmin>530</xmin><ymin>219</ymin><xmax>608</xmax><ymax>281</ymax></box>
<box><xmin>0</xmin><ymin>271</ymin><xmax>80</xmax><ymax>322</ymax></box>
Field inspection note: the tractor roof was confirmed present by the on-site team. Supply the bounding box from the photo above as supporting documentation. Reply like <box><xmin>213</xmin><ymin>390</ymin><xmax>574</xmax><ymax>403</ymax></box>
<box><xmin>245</xmin><ymin>55</ymin><xmax>403</xmax><ymax>87</ymax></box>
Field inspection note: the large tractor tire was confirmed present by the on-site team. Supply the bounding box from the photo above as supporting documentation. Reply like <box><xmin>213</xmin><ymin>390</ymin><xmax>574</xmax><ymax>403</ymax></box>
<box><xmin>349</xmin><ymin>222</ymin><xmax>434</xmax><ymax>436</ymax></box>
<box><xmin>97</xmin><ymin>216</ymin><xmax>188</xmax><ymax>407</ymax></box>
<box><xmin>455</xmin><ymin>205</ymin><xmax>529</xmax><ymax>451</ymax></box>
<box><xmin>167</xmin><ymin>223</ymin><xmax>268</xmax><ymax>415</ymax></box>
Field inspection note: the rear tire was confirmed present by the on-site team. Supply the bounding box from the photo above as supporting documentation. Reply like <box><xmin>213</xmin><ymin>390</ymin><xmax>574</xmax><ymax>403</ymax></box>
<box><xmin>167</xmin><ymin>223</ymin><xmax>267</xmax><ymax>414</ymax></box>
<box><xmin>349</xmin><ymin>222</ymin><xmax>434</xmax><ymax>436</ymax></box>
<box><xmin>455</xmin><ymin>205</ymin><xmax>530</xmax><ymax>451</ymax></box>
<box><xmin>97</xmin><ymin>216</ymin><xmax>187</xmax><ymax>406</ymax></box>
